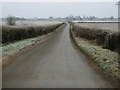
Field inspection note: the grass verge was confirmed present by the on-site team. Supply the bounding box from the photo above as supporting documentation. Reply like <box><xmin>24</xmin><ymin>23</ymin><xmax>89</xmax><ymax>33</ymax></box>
<box><xmin>2</xmin><ymin>33</ymin><xmax>52</xmax><ymax>56</ymax></box>
<box><xmin>2</xmin><ymin>32</ymin><xmax>53</xmax><ymax>66</ymax></box>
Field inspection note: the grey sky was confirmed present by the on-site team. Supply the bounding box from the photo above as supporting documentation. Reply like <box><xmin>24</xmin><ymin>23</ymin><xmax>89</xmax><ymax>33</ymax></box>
<box><xmin>2</xmin><ymin>2</ymin><xmax>118</xmax><ymax>18</ymax></box>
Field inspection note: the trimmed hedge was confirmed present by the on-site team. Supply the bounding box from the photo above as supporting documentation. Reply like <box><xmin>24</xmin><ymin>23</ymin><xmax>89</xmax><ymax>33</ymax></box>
<box><xmin>2</xmin><ymin>23</ymin><xmax>64</xmax><ymax>44</ymax></box>
<box><xmin>72</xmin><ymin>24</ymin><xmax>120</xmax><ymax>51</ymax></box>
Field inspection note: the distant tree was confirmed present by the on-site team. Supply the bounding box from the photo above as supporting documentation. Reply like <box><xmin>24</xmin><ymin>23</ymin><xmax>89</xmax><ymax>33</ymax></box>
<box><xmin>88</xmin><ymin>16</ymin><xmax>96</xmax><ymax>20</ymax></box>
<box><xmin>33</xmin><ymin>17</ymin><xmax>38</xmax><ymax>20</ymax></box>
<box><xmin>15</xmin><ymin>17</ymin><xmax>26</xmax><ymax>20</ymax></box>
<box><xmin>83</xmin><ymin>15</ymin><xmax>86</xmax><ymax>20</ymax></box>
<box><xmin>67</xmin><ymin>15</ymin><xmax>74</xmax><ymax>20</ymax></box>
<box><xmin>75</xmin><ymin>16</ymin><xmax>82</xmax><ymax>20</ymax></box>
<box><xmin>110</xmin><ymin>16</ymin><xmax>114</xmax><ymax>20</ymax></box>
<box><xmin>6</xmin><ymin>15</ymin><xmax>16</xmax><ymax>26</ymax></box>
<box><xmin>49</xmin><ymin>16</ymin><xmax>53</xmax><ymax>19</ymax></box>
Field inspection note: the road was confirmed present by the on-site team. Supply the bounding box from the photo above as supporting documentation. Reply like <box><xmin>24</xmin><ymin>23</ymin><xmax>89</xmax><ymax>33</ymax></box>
<box><xmin>3</xmin><ymin>24</ymin><xmax>114</xmax><ymax>88</ymax></box>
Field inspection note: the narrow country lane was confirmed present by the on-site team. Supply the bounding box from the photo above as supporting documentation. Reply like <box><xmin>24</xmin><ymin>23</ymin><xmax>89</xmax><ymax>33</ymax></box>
<box><xmin>3</xmin><ymin>24</ymin><xmax>113</xmax><ymax>88</ymax></box>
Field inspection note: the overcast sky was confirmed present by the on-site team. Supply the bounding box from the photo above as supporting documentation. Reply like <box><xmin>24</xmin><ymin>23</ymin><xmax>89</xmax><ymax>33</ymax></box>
<box><xmin>2</xmin><ymin>2</ymin><xmax>118</xmax><ymax>18</ymax></box>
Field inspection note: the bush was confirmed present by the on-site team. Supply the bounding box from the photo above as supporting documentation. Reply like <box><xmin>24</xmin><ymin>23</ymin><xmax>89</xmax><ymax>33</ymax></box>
<box><xmin>2</xmin><ymin>23</ymin><xmax>64</xmax><ymax>44</ymax></box>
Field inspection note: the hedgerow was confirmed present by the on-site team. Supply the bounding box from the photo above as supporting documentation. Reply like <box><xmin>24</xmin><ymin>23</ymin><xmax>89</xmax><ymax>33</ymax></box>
<box><xmin>72</xmin><ymin>23</ymin><xmax>120</xmax><ymax>51</ymax></box>
<box><xmin>2</xmin><ymin>23</ymin><xmax>64</xmax><ymax>44</ymax></box>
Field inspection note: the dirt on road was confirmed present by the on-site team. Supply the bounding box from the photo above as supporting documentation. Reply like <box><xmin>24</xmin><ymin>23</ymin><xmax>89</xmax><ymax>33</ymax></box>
<box><xmin>2</xmin><ymin>24</ymin><xmax>114</xmax><ymax>88</ymax></box>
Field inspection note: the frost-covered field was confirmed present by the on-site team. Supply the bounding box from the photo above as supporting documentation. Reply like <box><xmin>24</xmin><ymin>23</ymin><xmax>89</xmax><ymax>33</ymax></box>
<box><xmin>2</xmin><ymin>20</ymin><xmax>62</xmax><ymax>27</ymax></box>
<box><xmin>74</xmin><ymin>22</ymin><xmax>119</xmax><ymax>32</ymax></box>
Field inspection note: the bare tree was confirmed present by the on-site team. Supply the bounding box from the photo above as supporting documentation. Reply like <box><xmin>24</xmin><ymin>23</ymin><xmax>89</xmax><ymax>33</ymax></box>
<box><xmin>6</xmin><ymin>15</ymin><xmax>16</xmax><ymax>26</ymax></box>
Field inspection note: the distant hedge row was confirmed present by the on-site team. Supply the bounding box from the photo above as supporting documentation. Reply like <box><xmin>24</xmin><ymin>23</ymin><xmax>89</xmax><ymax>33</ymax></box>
<box><xmin>2</xmin><ymin>23</ymin><xmax>64</xmax><ymax>44</ymax></box>
<box><xmin>71</xmin><ymin>24</ymin><xmax>120</xmax><ymax>51</ymax></box>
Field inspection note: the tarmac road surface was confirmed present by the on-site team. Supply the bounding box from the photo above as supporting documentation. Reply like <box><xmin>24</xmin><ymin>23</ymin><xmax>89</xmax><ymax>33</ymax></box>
<box><xmin>3</xmin><ymin>24</ymin><xmax>114</xmax><ymax>88</ymax></box>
